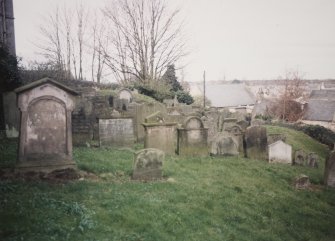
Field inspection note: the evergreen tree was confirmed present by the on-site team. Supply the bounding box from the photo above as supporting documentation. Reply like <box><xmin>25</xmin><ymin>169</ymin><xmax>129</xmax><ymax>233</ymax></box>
<box><xmin>162</xmin><ymin>64</ymin><xmax>182</xmax><ymax>92</ymax></box>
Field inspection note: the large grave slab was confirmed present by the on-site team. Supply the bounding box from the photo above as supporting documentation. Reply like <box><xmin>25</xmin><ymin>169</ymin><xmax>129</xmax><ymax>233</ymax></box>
<box><xmin>268</xmin><ymin>140</ymin><xmax>292</xmax><ymax>164</ymax></box>
<box><xmin>245</xmin><ymin>125</ymin><xmax>268</xmax><ymax>160</ymax></box>
<box><xmin>210</xmin><ymin>134</ymin><xmax>239</xmax><ymax>156</ymax></box>
<box><xmin>132</xmin><ymin>148</ymin><xmax>164</xmax><ymax>181</ymax></box>
<box><xmin>15</xmin><ymin>78</ymin><xmax>78</xmax><ymax>172</ymax></box>
<box><xmin>177</xmin><ymin>116</ymin><xmax>208</xmax><ymax>156</ymax></box>
<box><xmin>99</xmin><ymin>118</ymin><xmax>135</xmax><ymax>147</ymax></box>
<box><xmin>142</xmin><ymin>112</ymin><xmax>177</xmax><ymax>154</ymax></box>
<box><xmin>325</xmin><ymin>151</ymin><xmax>335</xmax><ymax>188</ymax></box>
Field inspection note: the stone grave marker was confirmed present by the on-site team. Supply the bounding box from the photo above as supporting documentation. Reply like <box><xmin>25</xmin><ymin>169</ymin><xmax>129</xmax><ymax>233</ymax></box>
<box><xmin>294</xmin><ymin>150</ymin><xmax>306</xmax><ymax>166</ymax></box>
<box><xmin>245</xmin><ymin>125</ymin><xmax>268</xmax><ymax>160</ymax></box>
<box><xmin>99</xmin><ymin>118</ymin><xmax>135</xmax><ymax>147</ymax></box>
<box><xmin>115</xmin><ymin>88</ymin><xmax>133</xmax><ymax>111</ymax></box>
<box><xmin>210</xmin><ymin>134</ymin><xmax>239</xmax><ymax>156</ymax></box>
<box><xmin>325</xmin><ymin>151</ymin><xmax>335</xmax><ymax>188</ymax></box>
<box><xmin>142</xmin><ymin>112</ymin><xmax>177</xmax><ymax>154</ymax></box>
<box><xmin>15</xmin><ymin>78</ymin><xmax>78</xmax><ymax>172</ymax></box>
<box><xmin>268</xmin><ymin>140</ymin><xmax>292</xmax><ymax>164</ymax></box>
<box><xmin>306</xmin><ymin>153</ymin><xmax>319</xmax><ymax>168</ymax></box>
<box><xmin>177</xmin><ymin>116</ymin><xmax>208</xmax><ymax>156</ymax></box>
<box><xmin>132</xmin><ymin>148</ymin><xmax>164</xmax><ymax>181</ymax></box>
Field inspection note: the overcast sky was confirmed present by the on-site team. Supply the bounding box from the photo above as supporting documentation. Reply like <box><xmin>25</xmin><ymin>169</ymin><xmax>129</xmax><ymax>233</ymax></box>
<box><xmin>14</xmin><ymin>0</ymin><xmax>335</xmax><ymax>82</ymax></box>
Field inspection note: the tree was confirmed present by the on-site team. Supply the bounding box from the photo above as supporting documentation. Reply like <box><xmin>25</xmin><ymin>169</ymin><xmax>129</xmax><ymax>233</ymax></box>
<box><xmin>162</xmin><ymin>64</ymin><xmax>182</xmax><ymax>91</ymax></box>
<box><xmin>102</xmin><ymin>0</ymin><xmax>186</xmax><ymax>84</ymax></box>
<box><xmin>0</xmin><ymin>46</ymin><xmax>20</xmax><ymax>91</ymax></box>
<box><xmin>270</xmin><ymin>71</ymin><xmax>306</xmax><ymax>122</ymax></box>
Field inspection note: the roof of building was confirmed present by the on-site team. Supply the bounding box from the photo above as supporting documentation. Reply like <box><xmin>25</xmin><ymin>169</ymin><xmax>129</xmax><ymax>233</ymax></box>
<box><xmin>304</xmin><ymin>99</ymin><xmax>335</xmax><ymax>122</ymax></box>
<box><xmin>205</xmin><ymin>84</ymin><xmax>255</xmax><ymax>107</ymax></box>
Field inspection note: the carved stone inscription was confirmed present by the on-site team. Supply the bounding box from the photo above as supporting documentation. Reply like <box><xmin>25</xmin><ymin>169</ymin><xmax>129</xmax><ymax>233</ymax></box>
<box><xmin>99</xmin><ymin>118</ymin><xmax>135</xmax><ymax>146</ymax></box>
<box><xmin>26</xmin><ymin>99</ymin><xmax>66</xmax><ymax>161</ymax></box>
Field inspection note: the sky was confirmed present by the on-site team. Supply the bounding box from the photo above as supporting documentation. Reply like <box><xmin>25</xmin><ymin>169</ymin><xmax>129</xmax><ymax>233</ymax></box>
<box><xmin>13</xmin><ymin>0</ymin><xmax>335</xmax><ymax>82</ymax></box>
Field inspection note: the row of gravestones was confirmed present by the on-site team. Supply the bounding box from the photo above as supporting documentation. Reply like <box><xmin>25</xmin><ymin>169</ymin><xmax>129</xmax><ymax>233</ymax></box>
<box><xmin>12</xmin><ymin>79</ymin><xmax>335</xmax><ymax>188</ymax></box>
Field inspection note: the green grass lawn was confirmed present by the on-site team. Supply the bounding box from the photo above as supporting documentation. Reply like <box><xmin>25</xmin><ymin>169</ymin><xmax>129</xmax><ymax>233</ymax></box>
<box><xmin>1</xmin><ymin>126</ymin><xmax>335</xmax><ymax>241</ymax></box>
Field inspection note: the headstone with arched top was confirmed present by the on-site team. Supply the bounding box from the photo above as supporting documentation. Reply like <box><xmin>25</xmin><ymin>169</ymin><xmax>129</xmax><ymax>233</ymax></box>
<box><xmin>177</xmin><ymin>116</ymin><xmax>208</xmax><ymax>156</ymax></box>
<box><xmin>15</xmin><ymin>78</ymin><xmax>78</xmax><ymax>172</ymax></box>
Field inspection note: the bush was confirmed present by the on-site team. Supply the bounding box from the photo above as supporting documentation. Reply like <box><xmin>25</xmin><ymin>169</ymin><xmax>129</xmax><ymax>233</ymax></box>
<box><xmin>135</xmin><ymin>82</ymin><xmax>172</xmax><ymax>102</ymax></box>
<box><xmin>176</xmin><ymin>90</ymin><xmax>194</xmax><ymax>105</ymax></box>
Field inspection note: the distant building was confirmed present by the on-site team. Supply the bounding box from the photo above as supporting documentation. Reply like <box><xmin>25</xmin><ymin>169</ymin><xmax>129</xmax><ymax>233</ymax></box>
<box><xmin>302</xmin><ymin>89</ymin><xmax>335</xmax><ymax>131</ymax></box>
<box><xmin>0</xmin><ymin>0</ymin><xmax>16</xmax><ymax>56</ymax></box>
<box><xmin>190</xmin><ymin>82</ymin><xmax>255</xmax><ymax>110</ymax></box>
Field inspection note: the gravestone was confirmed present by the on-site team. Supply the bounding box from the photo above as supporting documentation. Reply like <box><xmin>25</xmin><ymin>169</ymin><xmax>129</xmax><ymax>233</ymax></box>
<box><xmin>223</xmin><ymin>123</ymin><xmax>244</xmax><ymax>154</ymax></box>
<box><xmin>325</xmin><ymin>151</ymin><xmax>335</xmax><ymax>188</ymax></box>
<box><xmin>306</xmin><ymin>153</ymin><xmax>319</xmax><ymax>168</ymax></box>
<box><xmin>294</xmin><ymin>150</ymin><xmax>306</xmax><ymax>166</ymax></box>
<box><xmin>15</xmin><ymin>78</ymin><xmax>78</xmax><ymax>172</ymax></box>
<box><xmin>210</xmin><ymin>134</ymin><xmax>239</xmax><ymax>156</ymax></box>
<box><xmin>132</xmin><ymin>148</ymin><xmax>164</xmax><ymax>181</ymax></box>
<box><xmin>294</xmin><ymin>174</ymin><xmax>310</xmax><ymax>189</ymax></box>
<box><xmin>142</xmin><ymin>112</ymin><xmax>177</xmax><ymax>154</ymax></box>
<box><xmin>177</xmin><ymin>116</ymin><xmax>208</xmax><ymax>156</ymax></box>
<box><xmin>115</xmin><ymin>88</ymin><xmax>133</xmax><ymax>111</ymax></box>
<box><xmin>245</xmin><ymin>126</ymin><xmax>268</xmax><ymax>160</ymax></box>
<box><xmin>268</xmin><ymin>140</ymin><xmax>292</xmax><ymax>164</ymax></box>
<box><xmin>99</xmin><ymin>118</ymin><xmax>135</xmax><ymax>147</ymax></box>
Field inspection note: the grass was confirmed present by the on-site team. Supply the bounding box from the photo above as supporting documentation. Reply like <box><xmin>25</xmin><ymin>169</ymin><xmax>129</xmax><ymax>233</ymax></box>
<box><xmin>1</xmin><ymin>126</ymin><xmax>335</xmax><ymax>241</ymax></box>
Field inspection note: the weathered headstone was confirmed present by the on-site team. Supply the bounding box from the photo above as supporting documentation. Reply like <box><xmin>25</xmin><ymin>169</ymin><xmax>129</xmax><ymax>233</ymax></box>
<box><xmin>15</xmin><ymin>78</ymin><xmax>78</xmax><ymax>172</ymax></box>
<box><xmin>210</xmin><ymin>134</ymin><xmax>239</xmax><ymax>156</ymax></box>
<box><xmin>132</xmin><ymin>148</ymin><xmax>164</xmax><ymax>181</ymax></box>
<box><xmin>223</xmin><ymin>123</ymin><xmax>244</xmax><ymax>154</ymax></box>
<box><xmin>294</xmin><ymin>174</ymin><xmax>310</xmax><ymax>189</ymax></box>
<box><xmin>306</xmin><ymin>153</ymin><xmax>319</xmax><ymax>168</ymax></box>
<box><xmin>245</xmin><ymin>126</ymin><xmax>267</xmax><ymax>160</ymax></box>
<box><xmin>142</xmin><ymin>112</ymin><xmax>177</xmax><ymax>154</ymax></box>
<box><xmin>115</xmin><ymin>88</ymin><xmax>133</xmax><ymax>111</ymax></box>
<box><xmin>177</xmin><ymin>116</ymin><xmax>208</xmax><ymax>156</ymax></box>
<box><xmin>268</xmin><ymin>140</ymin><xmax>292</xmax><ymax>164</ymax></box>
<box><xmin>99</xmin><ymin>118</ymin><xmax>135</xmax><ymax>147</ymax></box>
<box><xmin>294</xmin><ymin>150</ymin><xmax>306</xmax><ymax>166</ymax></box>
<box><xmin>325</xmin><ymin>151</ymin><xmax>335</xmax><ymax>188</ymax></box>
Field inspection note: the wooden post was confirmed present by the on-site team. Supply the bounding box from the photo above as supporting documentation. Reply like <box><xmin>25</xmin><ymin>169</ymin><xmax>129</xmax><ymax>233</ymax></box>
<box><xmin>203</xmin><ymin>70</ymin><xmax>206</xmax><ymax>108</ymax></box>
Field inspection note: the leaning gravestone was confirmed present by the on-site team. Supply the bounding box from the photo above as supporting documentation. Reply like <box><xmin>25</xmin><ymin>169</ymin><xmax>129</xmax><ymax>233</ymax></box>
<box><xmin>177</xmin><ymin>116</ymin><xmax>208</xmax><ymax>156</ymax></box>
<box><xmin>132</xmin><ymin>148</ymin><xmax>164</xmax><ymax>181</ymax></box>
<box><xmin>306</xmin><ymin>153</ymin><xmax>319</xmax><ymax>168</ymax></box>
<box><xmin>210</xmin><ymin>134</ymin><xmax>239</xmax><ymax>156</ymax></box>
<box><xmin>268</xmin><ymin>140</ymin><xmax>292</xmax><ymax>164</ymax></box>
<box><xmin>142</xmin><ymin>112</ymin><xmax>177</xmax><ymax>154</ymax></box>
<box><xmin>15</xmin><ymin>78</ymin><xmax>78</xmax><ymax>172</ymax></box>
<box><xmin>294</xmin><ymin>150</ymin><xmax>307</xmax><ymax>166</ymax></box>
<box><xmin>245</xmin><ymin>126</ymin><xmax>267</xmax><ymax>160</ymax></box>
<box><xmin>325</xmin><ymin>151</ymin><xmax>335</xmax><ymax>188</ymax></box>
<box><xmin>99</xmin><ymin>118</ymin><xmax>135</xmax><ymax>147</ymax></box>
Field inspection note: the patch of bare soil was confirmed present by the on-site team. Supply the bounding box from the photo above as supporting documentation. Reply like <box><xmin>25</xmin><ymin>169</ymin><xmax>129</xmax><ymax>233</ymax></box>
<box><xmin>0</xmin><ymin>168</ymin><xmax>99</xmax><ymax>183</ymax></box>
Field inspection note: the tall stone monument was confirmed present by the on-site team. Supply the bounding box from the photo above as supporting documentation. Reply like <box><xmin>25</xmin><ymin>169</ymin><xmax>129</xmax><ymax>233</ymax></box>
<box><xmin>15</xmin><ymin>78</ymin><xmax>78</xmax><ymax>172</ymax></box>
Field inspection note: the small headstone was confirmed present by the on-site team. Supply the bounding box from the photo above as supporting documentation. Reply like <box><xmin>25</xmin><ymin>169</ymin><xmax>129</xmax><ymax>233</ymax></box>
<box><xmin>118</xmin><ymin>88</ymin><xmax>133</xmax><ymax>103</ymax></box>
<box><xmin>306</xmin><ymin>153</ymin><xmax>319</xmax><ymax>168</ymax></box>
<box><xmin>245</xmin><ymin>126</ymin><xmax>268</xmax><ymax>160</ymax></box>
<box><xmin>324</xmin><ymin>151</ymin><xmax>335</xmax><ymax>188</ymax></box>
<box><xmin>177</xmin><ymin>116</ymin><xmax>208</xmax><ymax>156</ymax></box>
<box><xmin>210</xmin><ymin>134</ymin><xmax>239</xmax><ymax>156</ymax></box>
<box><xmin>132</xmin><ymin>148</ymin><xmax>164</xmax><ymax>181</ymax></box>
<box><xmin>142</xmin><ymin>112</ymin><xmax>177</xmax><ymax>154</ymax></box>
<box><xmin>268</xmin><ymin>140</ymin><xmax>292</xmax><ymax>164</ymax></box>
<box><xmin>294</xmin><ymin>174</ymin><xmax>310</xmax><ymax>189</ymax></box>
<box><xmin>294</xmin><ymin>150</ymin><xmax>306</xmax><ymax>166</ymax></box>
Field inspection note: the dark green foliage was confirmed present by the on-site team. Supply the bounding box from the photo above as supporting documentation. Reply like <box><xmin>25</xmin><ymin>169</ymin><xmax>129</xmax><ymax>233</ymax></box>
<box><xmin>161</xmin><ymin>65</ymin><xmax>194</xmax><ymax>105</ymax></box>
<box><xmin>0</xmin><ymin>46</ymin><xmax>21</xmax><ymax>92</ymax></box>
<box><xmin>299</xmin><ymin>125</ymin><xmax>335</xmax><ymax>149</ymax></box>
<box><xmin>273</xmin><ymin>122</ymin><xmax>335</xmax><ymax>149</ymax></box>
<box><xmin>176</xmin><ymin>90</ymin><xmax>194</xmax><ymax>105</ymax></box>
<box><xmin>135</xmin><ymin>83</ymin><xmax>173</xmax><ymax>102</ymax></box>
<box><xmin>162</xmin><ymin>64</ymin><xmax>182</xmax><ymax>92</ymax></box>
